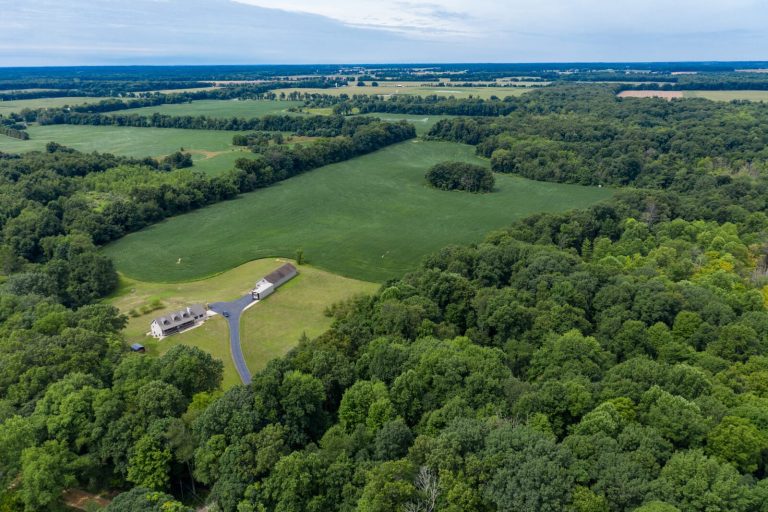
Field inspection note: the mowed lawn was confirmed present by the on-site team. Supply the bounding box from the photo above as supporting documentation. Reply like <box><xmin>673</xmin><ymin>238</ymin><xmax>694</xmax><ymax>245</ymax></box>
<box><xmin>105</xmin><ymin>140</ymin><xmax>612</xmax><ymax>283</ymax></box>
<box><xmin>108</xmin><ymin>99</ymin><xmax>305</xmax><ymax>118</ymax></box>
<box><xmin>0</xmin><ymin>124</ymin><xmax>252</xmax><ymax>176</ymax></box>
<box><xmin>273</xmin><ymin>85</ymin><xmax>536</xmax><ymax>99</ymax></box>
<box><xmin>0</xmin><ymin>96</ymin><xmax>111</xmax><ymax>114</ymax></box>
<box><xmin>108</xmin><ymin>258</ymin><xmax>376</xmax><ymax>389</ymax></box>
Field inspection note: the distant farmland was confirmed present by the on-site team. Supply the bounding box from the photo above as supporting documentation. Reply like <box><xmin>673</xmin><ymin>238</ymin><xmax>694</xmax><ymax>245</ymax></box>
<box><xmin>619</xmin><ymin>90</ymin><xmax>768</xmax><ymax>102</ymax></box>
<box><xmin>274</xmin><ymin>84</ymin><xmax>536</xmax><ymax>99</ymax></box>
<box><xmin>105</xmin><ymin>140</ymin><xmax>611</xmax><ymax>283</ymax></box>
<box><xmin>107</xmin><ymin>99</ymin><xmax>305</xmax><ymax>118</ymax></box>
<box><xmin>0</xmin><ymin>124</ymin><xmax>253</xmax><ymax>176</ymax></box>
<box><xmin>0</xmin><ymin>96</ymin><xmax>111</xmax><ymax>114</ymax></box>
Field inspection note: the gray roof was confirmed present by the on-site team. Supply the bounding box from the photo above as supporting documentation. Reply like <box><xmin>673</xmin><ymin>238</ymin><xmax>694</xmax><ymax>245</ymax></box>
<box><xmin>130</xmin><ymin>343</ymin><xmax>145</xmax><ymax>351</ymax></box>
<box><xmin>263</xmin><ymin>263</ymin><xmax>298</xmax><ymax>285</ymax></box>
<box><xmin>153</xmin><ymin>304</ymin><xmax>206</xmax><ymax>331</ymax></box>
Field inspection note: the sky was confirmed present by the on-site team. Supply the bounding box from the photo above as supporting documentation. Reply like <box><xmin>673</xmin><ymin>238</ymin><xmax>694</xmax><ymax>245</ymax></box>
<box><xmin>0</xmin><ymin>0</ymin><xmax>767</xmax><ymax>65</ymax></box>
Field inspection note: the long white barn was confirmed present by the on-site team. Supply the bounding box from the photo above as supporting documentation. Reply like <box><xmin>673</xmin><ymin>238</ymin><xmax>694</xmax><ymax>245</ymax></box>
<box><xmin>252</xmin><ymin>263</ymin><xmax>298</xmax><ymax>300</ymax></box>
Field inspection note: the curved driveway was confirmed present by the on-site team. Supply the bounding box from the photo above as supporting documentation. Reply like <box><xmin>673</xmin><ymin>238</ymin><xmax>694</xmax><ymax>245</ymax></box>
<box><xmin>209</xmin><ymin>293</ymin><xmax>256</xmax><ymax>385</ymax></box>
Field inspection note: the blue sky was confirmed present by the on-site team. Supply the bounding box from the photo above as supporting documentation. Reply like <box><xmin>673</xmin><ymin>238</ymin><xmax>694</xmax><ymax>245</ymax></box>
<box><xmin>1</xmin><ymin>0</ymin><xmax>767</xmax><ymax>65</ymax></box>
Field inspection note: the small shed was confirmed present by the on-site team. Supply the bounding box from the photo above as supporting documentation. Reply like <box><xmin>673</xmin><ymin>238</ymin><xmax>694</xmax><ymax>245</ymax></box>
<box><xmin>130</xmin><ymin>343</ymin><xmax>146</xmax><ymax>353</ymax></box>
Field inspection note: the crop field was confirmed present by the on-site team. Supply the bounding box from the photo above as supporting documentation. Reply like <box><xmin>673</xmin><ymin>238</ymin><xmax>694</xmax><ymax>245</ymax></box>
<box><xmin>0</xmin><ymin>96</ymin><xmax>111</xmax><ymax>114</ymax></box>
<box><xmin>0</xmin><ymin>124</ymin><xmax>253</xmax><ymax>175</ymax></box>
<box><xmin>683</xmin><ymin>90</ymin><xmax>768</xmax><ymax>101</ymax></box>
<box><xmin>273</xmin><ymin>85</ymin><xmax>536</xmax><ymax>99</ymax></box>
<box><xmin>105</xmin><ymin>140</ymin><xmax>612</xmax><ymax>283</ymax></box>
<box><xmin>108</xmin><ymin>99</ymin><xmax>305</xmax><ymax>118</ymax></box>
<box><xmin>108</xmin><ymin>258</ymin><xmax>376</xmax><ymax>389</ymax></box>
<box><xmin>618</xmin><ymin>90</ymin><xmax>768</xmax><ymax>102</ymax></box>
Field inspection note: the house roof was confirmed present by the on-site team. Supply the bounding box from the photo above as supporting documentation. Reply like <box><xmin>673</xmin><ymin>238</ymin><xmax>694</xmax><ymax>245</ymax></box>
<box><xmin>263</xmin><ymin>263</ymin><xmax>298</xmax><ymax>285</ymax></box>
<box><xmin>152</xmin><ymin>304</ymin><xmax>206</xmax><ymax>331</ymax></box>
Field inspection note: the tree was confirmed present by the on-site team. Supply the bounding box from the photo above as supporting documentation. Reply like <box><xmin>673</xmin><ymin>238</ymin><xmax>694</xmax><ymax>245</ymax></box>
<box><xmin>127</xmin><ymin>434</ymin><xmax>172</xmax><ymax>491</ymax></box>
<box><xmin>706</xmin><ymin>416</ymin><xmax>767</xmax><ymax>473</ymax></box>
<box><xmin>157</xmin><ymin>345</ymin><xmax>223</xmax><ymax>397</ymax></box>
<box><xmin>653</xmin><ymin>450</ymin><xmax>753</xmax><ymax>512</ymax></box>
<box><xmin>19</xmin><ymin>440</ymin><xmax>79</xmax><ymax>511</ymax></box>
<box><xmin>105</xmin><ymin>487</ymin><xmax>191</xmax><ymax>512</ymax></box>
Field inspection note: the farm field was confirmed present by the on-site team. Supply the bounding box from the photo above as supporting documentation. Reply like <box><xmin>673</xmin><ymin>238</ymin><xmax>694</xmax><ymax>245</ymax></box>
<box><xmin>618</xmin><ymin>90</ymin><xmax>768</xmax><ymax>101</ymax></box>
<box><xmin>108</xmin><ymin>258</ymin><xmax>376</xmax><ymax>389</ymax></box>
<box><xmin>683</xmin><ymin>90</ymin><xmax>768</xmax><ymax>101</ymax></box>
<box><xmin>360</xmin><ymin>113</ymin><xmax>453</xmax><ymax>135</ymax></box>
<box><xmin>108</xmin><ymin>99</ymin><xmax>305</xmax><ymax>118</ymax></box>
<box><xmin>274</xmin><ymin>85</ymin><xmax>536</xmax><ymax>99</ymax></box>
<box><xmin>0</xmin><ymin>96</ymin><xmax>110</xmax><ymax>114</ymax></box>
<box><xmin>105</xmin><ymin>140</ymin><xmax>612</xmax><ymax>283</ymax></box>
<box><xmin>0</xmin><ymin>124</ymin><xmax>252</xmax><ymax>175</ymax></box>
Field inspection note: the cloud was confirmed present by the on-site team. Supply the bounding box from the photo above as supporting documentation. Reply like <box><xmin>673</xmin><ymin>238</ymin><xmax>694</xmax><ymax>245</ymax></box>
<box><xmin>0</xmin><ymin>0</ymin><xmax>767</xmax><ymax>65</ymax></box>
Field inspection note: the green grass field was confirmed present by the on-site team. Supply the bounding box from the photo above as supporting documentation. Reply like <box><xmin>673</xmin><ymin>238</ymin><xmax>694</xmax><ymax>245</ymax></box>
<box><xmin>108</xmin><ymin>258</ymin><xmax>376</xmax><ymax>388</ymax></box>
<box><xmin>0</xmin><ymin>97</ymin><xmax>110</xmax><ymax>114</ymax></box>
<box><xmin>274</xmin><ymin>85</ymin><xmax>535</xmax><ymax>99</ymax></box>
<box><xmin>360</xmin><ymin>113</ymin><xmax>453</xmax><ymax>135</ymax></box>
<box><xmin>108</xmin><ymin>99</ymin><xmax>305</xmax><ymax>118</ymax></box>
<box><xmin>0</xmin><ymin>124</ymin><xmax>253</xmax><ymax>176</ymax></box>
<box><xmin>105</xmin><ymin>140</ymin><xmax>612</xmax><ymax>283</ymax></box>
<box><xmin>683</xmin><ymin>90</ymin><xmax>768</xmax><ymax>101</ymax></box>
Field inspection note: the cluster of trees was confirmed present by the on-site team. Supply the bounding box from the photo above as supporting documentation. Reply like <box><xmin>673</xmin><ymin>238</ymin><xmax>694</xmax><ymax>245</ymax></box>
<box><xmin>0</xmin><ymin>118</ymin><xmax>29</xmax><ymax>140</ymax></box>
<box><xmin>234</xmin><ymin>121</ymin><xmax>415</xmax><ymax>190</ymax></box>
<box><xmin>425</xmin><ymin>161</ymin><xmax>495</xmax><ymax>192</ymax></box>
<box><xmin>232</xmin><ymin>131</ymin><xmax>285</xmax><ymax>147</ymax></box>
<box><xmin>426</xmin><ymin>86</ymin><xmax>768</xmax><ymax>186</ymax></box>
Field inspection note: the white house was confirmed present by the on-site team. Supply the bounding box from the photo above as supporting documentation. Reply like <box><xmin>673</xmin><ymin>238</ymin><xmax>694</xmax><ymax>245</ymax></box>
<box><xmin>150</xmin><ymin>304</ymin><xmax>207</xmax><ymax>339</ymax></box>
<box><xmin>252</xmin><ymin>263</ymin><xmax>298</xmax><ymax>300</ymax></box>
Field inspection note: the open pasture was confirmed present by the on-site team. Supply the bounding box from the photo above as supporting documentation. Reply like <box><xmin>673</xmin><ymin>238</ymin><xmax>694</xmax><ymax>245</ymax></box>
<box><xmin>109</xmin><ymin>259</ymin><xmax>376</xmax><ymax>389</ymax></box>
<box><xmin>0</xmin><ymin>124</ymin><xmax>252</xmax><ymax>176</ymax></box>
<box><xmin>108</xmin><ymin>99</ymin><xmax>305</xmax><ymax>118</ymax></box>
<box><xmin>0</xmin><ymin>96</ymin><xmax>111</xmax><ymax>114</ymax></box>
<box><xmin>105</xmin><ymin>140</ymin><xmax>612</xmax><ymax>283</ymax></box>
<box><xmin>618</xmin><ymin>90</ymin><xmax>768</xmax><ymax>102</ymax></box>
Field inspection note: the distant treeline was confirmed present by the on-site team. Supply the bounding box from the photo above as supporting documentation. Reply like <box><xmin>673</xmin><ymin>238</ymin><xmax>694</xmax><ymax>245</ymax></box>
<box><xmin>234</xmin><ymin>120</ymin><xmax>415</xmax><ymax>189</ymax></box>
<box><xmin>0</xmin><ymin>78</ymin><xmax>344</xmax><ymax>102</ymax></box>
<box><xmin>426</xmin><ymin>86</ymin><xmax>768</xmax><ymax>187</ymax></box>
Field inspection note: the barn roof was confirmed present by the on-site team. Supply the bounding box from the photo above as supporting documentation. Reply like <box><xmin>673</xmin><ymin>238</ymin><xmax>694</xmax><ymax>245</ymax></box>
<box><xmin>263</xmin><ymin>263</ymin><xmax>298</xmax><ymax>284</ymax></box>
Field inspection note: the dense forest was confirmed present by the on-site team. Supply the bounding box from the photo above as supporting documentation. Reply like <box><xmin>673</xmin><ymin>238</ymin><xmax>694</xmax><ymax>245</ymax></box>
<box><xmin>4</xmin><ymin>79</ymin><xmax>768</xmax><ymax>511</ymax></box>
<box><xmin>425</xmin><ymin>161</ymin><xmax>495</xmax><ymax>192</ymax></box>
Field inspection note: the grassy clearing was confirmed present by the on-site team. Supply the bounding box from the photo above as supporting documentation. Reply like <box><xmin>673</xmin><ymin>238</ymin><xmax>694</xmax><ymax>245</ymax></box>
<box><xmin>108</xmin><ymin>258</ymin><xmax>376</xmax><ymax>389</ymax></box>
<box><xmin>0</xmin><ymin>124</ymin><xmax>244</xmax><ymax>156</ymax></box>
<box><xmin>360</xmin><ymin>113</ymin><xmax>453</xmax><ymax>135</ymax></box>
<box><xmin>105</xmin><ymin>140</ymin><xmax>612</xmax><ymax>283</ymax></box>
<box><xmin>0</xmin><ymin>124</ymin><xmax>252</xmax><ymax>176</ymax></box>
<box><xmin>240</xmin><ymin>261</ymin><xmax>377</xmax><ymax>375</ymax></box>
<box><xmin>0</xmin><ymin>97</ymin><xmax>111</xmax><ymax>114</ymax></box>
<box><xmin>108</xmin><ymin>99</ymin><xmax>305</xmax><ymax>118</ymax></box>
<box><xmin>274</xmin><ymin>85</ymin><xmax>536</xmax><ymax>99</ymax></box>
<box><xmin>682</xmin><ymin>90</ymin><xmax>768</xmax><ymax>102</ymax></box>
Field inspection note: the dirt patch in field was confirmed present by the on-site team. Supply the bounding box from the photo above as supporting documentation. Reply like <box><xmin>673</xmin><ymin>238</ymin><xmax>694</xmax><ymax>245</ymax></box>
<box><xmin>617</xmin><ymin>90</ymin><xmax>684</xmax><ymax>100</ymax></box>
